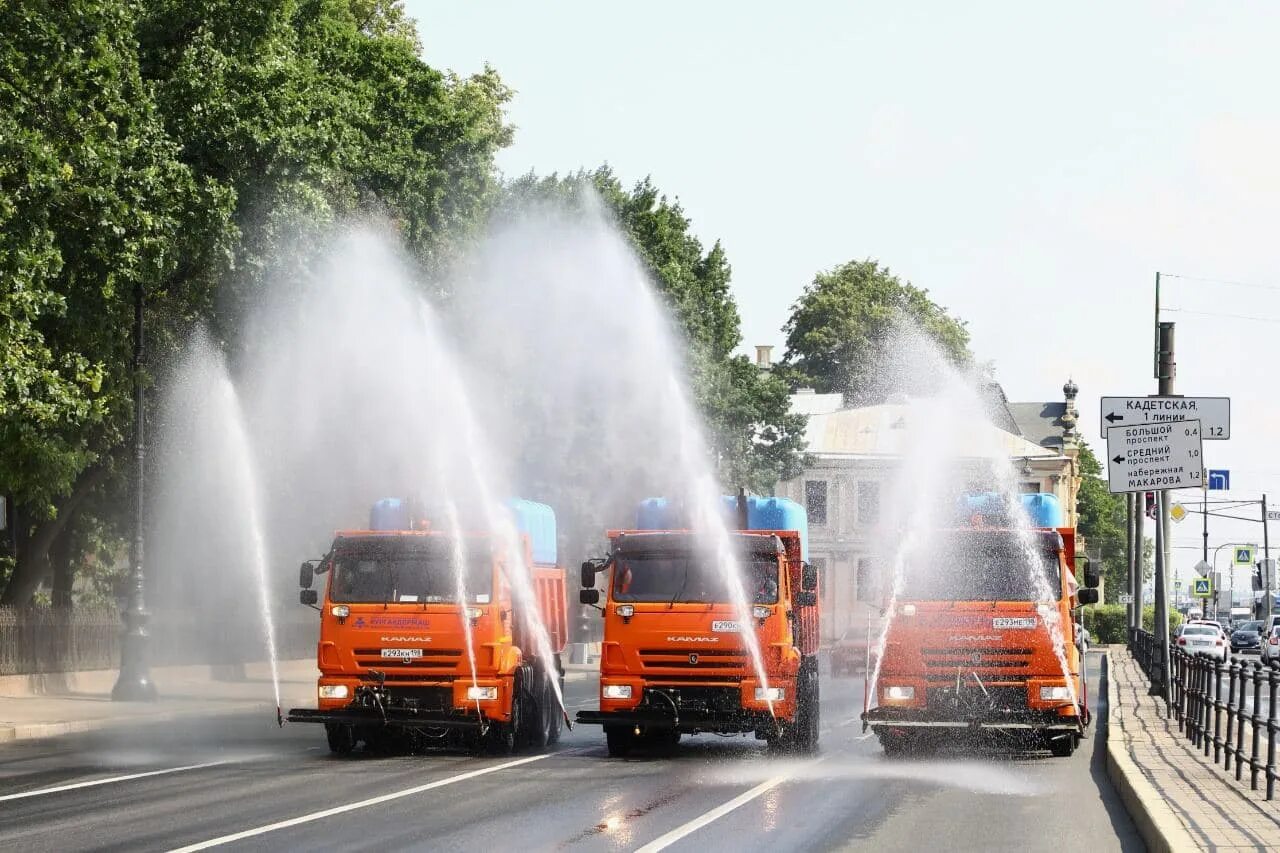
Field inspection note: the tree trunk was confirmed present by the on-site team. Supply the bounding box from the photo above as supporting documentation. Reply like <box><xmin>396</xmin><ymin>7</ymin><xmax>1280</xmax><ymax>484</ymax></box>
<box><xmin>51</xmin><ymin>525</ymin><xmax>76</xmax><ymax>608</ymax></box>
<box><xmin>0</xmin><ymin>465</ymin><xmax>108</xmax><ymax>606</ymax></box>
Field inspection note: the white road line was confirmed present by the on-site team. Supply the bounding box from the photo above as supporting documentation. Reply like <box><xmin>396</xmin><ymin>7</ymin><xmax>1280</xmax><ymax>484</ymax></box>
<box><xmin>633</xmin><ymin>758</ymin><xmax>823</xmax><ymax>853</ymax></box>
<box><xmin>167</xmin><ymin>754</ymin><xmax>550</xmax><ymax>852</ymax></box>
<box><xmin>0</xmin><ymin>761</ymin><xmax>228</xmax><ymax>803</ymax></box>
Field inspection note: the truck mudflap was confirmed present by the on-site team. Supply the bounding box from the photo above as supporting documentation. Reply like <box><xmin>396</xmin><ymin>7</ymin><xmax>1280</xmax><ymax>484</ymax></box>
<box><xmin>287</xmin><ymin>707</ymin><xmax>484</xmax><ymax>730</ymax></box>
<box><xmin>861</xmin><ymin>706</ymin><xmax>1081</xmax><ymax>732</ymax></box>
<box><xmin>576</xmin><ymin>708</ymin><xmax>781</xmax><ymax>734</ymax></box>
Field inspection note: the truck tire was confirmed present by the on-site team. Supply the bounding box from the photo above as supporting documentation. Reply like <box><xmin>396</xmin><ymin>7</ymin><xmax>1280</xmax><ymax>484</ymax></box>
<box><xmin>793</xmin><ymin>669</ymin><xmax>820</xmax><ymax>754</ymax></box>
<box><xmin>605</xmin><ymin>725</ymin><xmax>635</xmax><ymax>757</ymax></box>
<box><xmin>486</xmin><ymin>680</ymin><xmax>522</xmax><ymax>755</ymax></box>
<box><xmin>544</xmin><ymin>678</ymin><xmax>563</xmax><ymax>746</ymax></box>
<box><xmin>1048</xmin><ymin>732</ymin><xmax>1077</xmax><ymax>758</ymax></box>
<box><xmin>325</xmin><ymin>723</ymin><xmax>356</xmax><ymax>755</ymax></box>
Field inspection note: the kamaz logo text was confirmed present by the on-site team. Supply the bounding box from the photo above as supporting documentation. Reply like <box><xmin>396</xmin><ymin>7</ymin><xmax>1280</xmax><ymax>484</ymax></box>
<box><xmin>665</xmin><ymin>636</ymin><xmax>720</xmax><ymax>643</ymax></box>
<box><xmin>948</xmin><ymin>635</ymin><xmax>1002</xmax><ymax>643</ymax></box>
<box><xmin>380</xmin><ymin>636</ymin><xmax>432</xmax><ymax>643</ymax></box>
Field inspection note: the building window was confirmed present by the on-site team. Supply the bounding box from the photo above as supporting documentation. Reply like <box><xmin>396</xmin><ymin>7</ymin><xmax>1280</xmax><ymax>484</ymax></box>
<box><xmin>856</xmin><ymin>557</ymin><xmax>876</xmax><ymax>602</ymax></box>
<box><xmin>1020</xmin><ymin>481</ymin><xmax>1040</xmax><ymax>493</ymax></box>
<box><xmin>805</xmin><ymin>480</ymin><xmax>828</xmax><ymax>525</ymax></box>
<box><xmin>857</xmin><ymin>481</ymin><xmax>880</xmax><ymax>525</ymax></box>
<box><xmin>810</xmin><ymin>557</ymin><xmax>827</xmax><ymax>592</ymax></box>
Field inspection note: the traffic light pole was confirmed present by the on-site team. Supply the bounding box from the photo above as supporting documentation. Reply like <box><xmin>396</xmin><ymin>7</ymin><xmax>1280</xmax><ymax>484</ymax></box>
<box><xmin>1126</xmin><ymin>493</ymin><xmax>1136</xmax><ymax>641</ymax></box>
<box><xmin>1264</xmin><ymin>494</ymin><xmax>1272</xmax><ymax>623</ymax></box>
<box><xmin>1150</xmin><ymin>320</ymin><xmax>1175</xmax><ymax>709</ymax></box>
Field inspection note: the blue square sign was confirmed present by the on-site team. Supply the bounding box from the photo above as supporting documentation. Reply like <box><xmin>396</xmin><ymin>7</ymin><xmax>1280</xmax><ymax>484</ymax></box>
<box><xmin>1209</xmin><ymin>469</ymin><xmax>1230</xmax><ymax>490</ymax></box>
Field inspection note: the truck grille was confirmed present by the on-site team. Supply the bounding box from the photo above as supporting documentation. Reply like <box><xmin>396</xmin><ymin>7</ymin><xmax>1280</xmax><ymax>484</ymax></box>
<box><xmin>639</xmin><ymin>648</ymin><xmax>747</xmax><ymax>670</ymax></box>
<box><xmin>920</xmin><ymin>647</ymin><xmax>1034</xmax><ymax>670</ymax></box>
<box><xmin>353</xmin><ymin>648</ymin><xmax>463</xmax><ymax>677</ymax></box>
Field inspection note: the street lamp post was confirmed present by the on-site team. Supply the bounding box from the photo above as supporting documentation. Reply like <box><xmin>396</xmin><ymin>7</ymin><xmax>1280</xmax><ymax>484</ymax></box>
<box><xmin>112</xmin><ymin>279</ymin><xmax>157</xmax><ymax>701</ymax></box>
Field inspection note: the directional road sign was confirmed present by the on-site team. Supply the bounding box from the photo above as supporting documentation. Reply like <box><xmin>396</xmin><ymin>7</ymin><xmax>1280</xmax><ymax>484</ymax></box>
<box><xmin>1192</xmin><ymin>577</ymin><xmax>1213</xmax><ymax>598</ymax></box>
<box><xmin>1170</xmin><ymin>503</ymin><xmax>1187</xmax><ymax>523</ymax></box>
<box><xmin>1119</xmin><ymin>593</ymin><xmax>1134</xmax><ymax>604</ymax></box>
<box><xmin>1268</xmin><ymin>511</ymin><xmax>1280</xmax><ymax>522</ymax></box>
<box><xmin>1099</xmin><ymin>396</ymin><xmax>1230</xmax><ymax>440</ymax></box>
<box><xmin>1194</xmin><ymin>559</ymin><xmax>1212</xmax><ymax>577</ymax></box>
<box><xmin>1235</xmin><ymin>545</ymin><xmax>1256</xmax><ymax>566</ymax></box>
<box><xmin>1105</xmin><ymin>419</ymin><xmax>1204</xmax><ymax>494</ymax></box>
<box><xmin>1208</xmin><ymin>469</ymin><xmax>1230</xmax><ymax>490</ymax></box>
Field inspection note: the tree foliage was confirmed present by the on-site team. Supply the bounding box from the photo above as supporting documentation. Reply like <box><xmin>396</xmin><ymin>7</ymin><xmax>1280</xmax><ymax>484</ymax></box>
<box><xmin>781</xmin><ymin>259</ymin><xmax>970</xmax><ymax>401</ymax></box>
<box><xmin>1076</xmin><ymin>442</ymin><xmax>1129</xmax><ymax>604</ymax></box>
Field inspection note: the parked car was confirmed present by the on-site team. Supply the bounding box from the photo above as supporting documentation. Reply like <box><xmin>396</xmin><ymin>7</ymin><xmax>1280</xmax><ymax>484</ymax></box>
<box><xmin>830</xmin><ymin>628</ymin><xmax>871</xmax><ymax>677</ymax></box>
<box><xmin>1175</xmin><ymin>624</ymin><xmax>1230</xmax><ymax>662</ymax></box>
<box><xmin>1231</xmin><ymin>620</ymin><xmax>1265</xmax><ymax>654</ymax></box>
<box><xmin>1263</xmin><ymin>626</ymin><xmax>1280</xmax><ymax>666</ymax></box>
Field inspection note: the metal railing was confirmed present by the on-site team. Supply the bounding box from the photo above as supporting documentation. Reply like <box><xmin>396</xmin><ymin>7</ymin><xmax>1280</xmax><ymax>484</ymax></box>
<box><xmin>0</xmin><ymin>606</ymin><xmax>316</xmax><ymax>676</ymax></box>
<box><xmin>1171</xmin><ymin>647</ymin><xmax>1280</xmax><ymax>800</ymax></box>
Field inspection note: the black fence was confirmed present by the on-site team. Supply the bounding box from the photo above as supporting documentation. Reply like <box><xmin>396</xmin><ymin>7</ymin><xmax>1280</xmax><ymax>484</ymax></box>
<box><xmin>1171</xmin><ymin>646</ymin><xmax>1280</xmax><ymax>800</ymax></box>
<box><xmin>0</xmin><ymin>606</ymin><xmax>317</xmax><ymax>676</ymax></box>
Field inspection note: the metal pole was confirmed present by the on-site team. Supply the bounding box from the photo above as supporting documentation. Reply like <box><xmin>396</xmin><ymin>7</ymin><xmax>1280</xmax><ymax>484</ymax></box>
<box><xmin>1265</xmin><ymin>495</ymin><xmax>1272</xmax><ymax>624</ymax></box>
<box><xmin>1136</xmin><ymin>494</ymin><xmax>1146</xmax><ymax>629</ymax></box>
<box><xmin>1127</xmin><ymin>493</ymin><xmax>1136</xmax><ymax>638</ymax></box>
<box><xmin>1151</xmin><ymin>320</ymin><xmax>1175</xmax><ymax>707</ymax></box>
<box><xmin>112</xmin><ymin>278</ymin><xmax>156</xmax><ymax>701</ymax></box>
<box><xmin>1204</xmin><ymin>484</ymin><xmax>1212</xmax><ymax>619</ymax></box>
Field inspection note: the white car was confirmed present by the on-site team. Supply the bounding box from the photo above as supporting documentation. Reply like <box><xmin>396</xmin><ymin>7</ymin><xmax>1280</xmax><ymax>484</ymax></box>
<box><xmin>1176</xmin><ymin>624</ymin><xmax>1230</xmax><ymax>662</ymax></box>
<box><xmin>1263</xmin><ymin>626</ymin><xmax>1280</xmax><ymax>665</ymax></box>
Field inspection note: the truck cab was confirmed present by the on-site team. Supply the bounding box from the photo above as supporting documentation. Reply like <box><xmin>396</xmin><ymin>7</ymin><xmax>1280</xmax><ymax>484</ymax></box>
<box><xmin>862</xmin><ymin>492</ymin><xmax>1099</xmax><ymax>757</ymax></box>
<box><xmin>576</xmin><ymin>494</ymin><xmax>819</xmax><ymax>756</ymax></box>
<box><xmin>287</xmin><ymin>498</ymin><xmax>567</xmax><ymax>755</ymax></box>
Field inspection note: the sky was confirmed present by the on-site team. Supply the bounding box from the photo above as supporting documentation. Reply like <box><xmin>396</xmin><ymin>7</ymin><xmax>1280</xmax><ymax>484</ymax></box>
<box><xmin>407</xmin><ymin>1</ymin><xmax>1280</xmax><ymax>597</ymax></box>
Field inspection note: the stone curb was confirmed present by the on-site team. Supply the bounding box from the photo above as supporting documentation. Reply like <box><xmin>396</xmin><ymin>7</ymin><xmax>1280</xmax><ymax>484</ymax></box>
<box><xmin>1102</xmin><ymin>648</ymin><xmax>1201</xmax><ymax>853</ymax></box>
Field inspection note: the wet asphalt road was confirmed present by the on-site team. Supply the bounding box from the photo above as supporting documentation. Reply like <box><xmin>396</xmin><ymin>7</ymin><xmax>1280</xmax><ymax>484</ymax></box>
<box><xmin>0</xmin><ymin>652</ymin><xmax>1139</xmax><ymax>852</ymax></box>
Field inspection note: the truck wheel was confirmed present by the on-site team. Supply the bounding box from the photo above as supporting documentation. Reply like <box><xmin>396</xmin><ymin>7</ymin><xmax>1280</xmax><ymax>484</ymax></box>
<box><xmin>879</xmin><ymin>732</ymin><xmax>914</xmax><ymax>757</ymax></box>
<box><xmin>795</xmin><ymin>670</ymin><xmax>820</xmax><ymax>754</ymax></box>
<box><xmin>325</xmin><ymin>723</ymin><xmax>356</xmax><ymax>755</ymax></box>
<box><xmin>1047</xmin><ymin>733</ymin><xmax>1077</xmax><ymax>757</ymax></box>
<box><xmin>486</xmin><ymin>685</ymin><xmax>522</xmax><ymax>755</ymax></box>
<box><xmin>544</xmin><ymin>679</ymin><xmax>563</xmax><ymax>746</ymax></box>
<box><xmin>605</xmin><ymin>726</ymin><xmax>635</xmax><ymax>757</ymax></box>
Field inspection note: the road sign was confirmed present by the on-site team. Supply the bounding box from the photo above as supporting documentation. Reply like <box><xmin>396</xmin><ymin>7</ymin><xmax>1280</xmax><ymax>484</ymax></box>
<box><xmin>1099</xmin><ymin>396</ymin><xmax>1230</xmax><ymax>440</ymax></box>
<box><xmin>1119</xmin><ymin>593</ymin><xmax>1134</xmax><ymax>604</ymax></box>
<box><xmin>1208</xmin><ymin>469</ymin><xmax>1230</xmax><ymax>490</ymax></box>
<box><xmin>1235</xmin><ymin>545</ymin><xmax>1256</xmax><ymax>566</ymax></box>
<box><xmin>1194</xmin><ymin>559</ymin><xmax>1212</xmax><ymax>576</ymax></box>
<box><xmin>1170</xmin><ymin>503</ymin><xmax>1187</xmax><ymax>523</ymax></box>
<box><xmin>1105</xmin><ymin>419</ymin><xmax>1204</xmax><ymax>494</ymax></box>
<box><xmin>1192</xmin><ymin>577</ymin><xmax>1213</xmax><ymax>598</ymax></box>
<box><xmin>1267</xmin><ymin>510</ymin><xmax>1280</xmax><ymax>522</ymax></box>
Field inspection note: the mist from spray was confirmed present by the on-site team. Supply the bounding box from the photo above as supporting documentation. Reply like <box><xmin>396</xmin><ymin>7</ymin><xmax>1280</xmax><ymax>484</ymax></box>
<box><xmin>860</xmin><ymin>323</ymin><xmax>1078</xmax><ymax>713</ymax></box>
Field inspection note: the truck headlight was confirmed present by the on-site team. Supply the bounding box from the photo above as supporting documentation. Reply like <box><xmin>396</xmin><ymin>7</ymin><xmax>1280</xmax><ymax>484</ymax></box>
<box><xmin>900</xmin><ymin>604</ymin><xmax>916</xmax><ymax>617</ymax></box>
<box><xmin>754</xmin><ymin>687</ymin><xmax>785</xmax><ymax>701</ymax></box>
<box><xmin>331</xmin><ymin>605</ymin><xmax>350</xmax><ymax>618</ymax></box>
<box><xmin>1039</xmin><ymin>685</ymin><xmax>1071</xmax><ymax>701</ymax></box>
<box><xmin>464</xmin><ymin>607</ymin><xmax>483</xmax><ymax>620</ymax></box>
<box><xmin>885</xmin><ymin>685</ymin><xmax>915</xmax><ymax>701</ymax></box>
<box><xmin>319</xmin><ymin>684</ymin><xmax>349</xmax><ymax>700</ymax></box>
<box><xmin>467</xmin><ymin>686</ymin><xmax>498</xmax><ymax>701</ymax></box>
<box><xmin>752</xmin><ymin>605</ymin><xmax>771</xmax><ymax>619</ymax></box>
<box><xmin>615</xmin><ymin>605</ymin><xmax>634</xmax><ymax>618</ymax></box>
<box><xmin>602</xmin><ymin>684</ymin><xmax>632</xmax><ymax>699</ymax></box>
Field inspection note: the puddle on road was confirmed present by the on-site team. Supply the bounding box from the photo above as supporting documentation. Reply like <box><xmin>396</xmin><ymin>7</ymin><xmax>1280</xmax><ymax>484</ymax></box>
<box><xmin>701</xmin><ymin>757</ymin><xmax>1045</xmax><ymax>797</ymax></box>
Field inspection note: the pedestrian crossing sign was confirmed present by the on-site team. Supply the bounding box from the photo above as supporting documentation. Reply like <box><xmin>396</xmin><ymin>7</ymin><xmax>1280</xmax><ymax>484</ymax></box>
<box><xmin>1192</xmin><ymin>577</ymin><xmax>1213</xmax><ymax>598</ymax></box>
<box><xmin>1235</xmin><ymin>545</ymin><xmax>1256</xmax><ymax>566</ymax></box>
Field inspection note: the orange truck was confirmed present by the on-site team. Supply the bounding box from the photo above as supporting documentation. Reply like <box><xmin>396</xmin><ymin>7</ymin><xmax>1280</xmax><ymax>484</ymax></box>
<box><xmin>287</xmin><ymin>498</ymin><xmax>567</xmax><ymax>754</ymax></box>
<box><xmin>862</xmin><ymin>492</ymin><xmax>1099</xmax><ymax>757</ymax></box>
<box><xmin>576</xmin><ymin>493</ymin><xmax>819</xmax><ymax>756</ymax></box>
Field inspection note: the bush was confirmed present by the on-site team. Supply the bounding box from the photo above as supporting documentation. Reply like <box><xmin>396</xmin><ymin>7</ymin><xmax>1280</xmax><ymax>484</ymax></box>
<box><xmin>1143</xmin><ymin>605</ymin><xmax>1183</xmax><ymax>636</ymax></box>
<box><xmin>1083</xmin><ymin>605</ymin><xmax>1127</xmax><ymax>644</ymax></box>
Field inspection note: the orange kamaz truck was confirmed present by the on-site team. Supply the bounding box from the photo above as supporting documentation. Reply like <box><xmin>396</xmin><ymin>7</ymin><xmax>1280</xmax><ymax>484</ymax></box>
<box><xmin>576</xmin><ymin>493</ymin><xmax>819</xmax><ymax>756</ymax></box>
<box><xmin>862</xmin><ymin>492</ymin><xmax>1099</xmax><ymax>757</ymax></box>
<box><xmin>287</xmin><ymin>498</ymin><xmax>567</xmax><ymax>755</ymax></box>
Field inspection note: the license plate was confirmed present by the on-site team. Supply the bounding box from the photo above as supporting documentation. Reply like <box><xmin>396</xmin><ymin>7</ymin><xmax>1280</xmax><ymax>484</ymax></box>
<box><xmin>993</xmin><ymin>617</ymin><xmax>1037</xmax><ymax>630</ymax></box>
<box><xmin>711</xmin><ymin>620</ymin><xmax>742</xmax><ymax>633</ymax></box>
<box><xmin>381</xmin><ymin>648</ymin><xmax>423</xmax><ymax>659</ymax></box>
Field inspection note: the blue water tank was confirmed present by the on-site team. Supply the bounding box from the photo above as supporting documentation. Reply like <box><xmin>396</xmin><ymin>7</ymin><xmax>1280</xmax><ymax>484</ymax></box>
<box><xmin>958</xmin><ymin>492</ymin><xmax>1063</xmax><ymax>528</ymax></box>
<box><xmin>506</xmin><ymin>498</ymin><xmax>558</xmax><ymax>565</ymax></box>
<box><xmin>634</xmin><ymin>495</ymin><xmax>809</xmax><ymax>559</ymax></box>
<box><xmin>370</xmin><ymin>498</ymin><xmax>412</xmax><ymax>531</ymax></box>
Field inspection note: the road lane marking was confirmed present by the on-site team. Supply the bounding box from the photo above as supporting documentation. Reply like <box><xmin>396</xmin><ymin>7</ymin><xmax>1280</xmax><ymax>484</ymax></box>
<box><xmin>0</xmin><ymin>761</ymin><xmax>228</xmax><ymax>803</ymax></box>
<box><xmin>168</xmin><ymin>754</ymin><xmax>550</xmax><ymax>851</ymax></box>
<box><xmin>633</xmin><ymin>758</ymin><xmax>824</xmax><ymax>853</ymax></box>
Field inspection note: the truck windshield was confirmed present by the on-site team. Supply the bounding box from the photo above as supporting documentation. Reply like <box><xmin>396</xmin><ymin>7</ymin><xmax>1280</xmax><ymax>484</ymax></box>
<box><xmin>898</xmin><ymin>532</ymin><xmax>1062</xmax><ymax>602</ymax></box>
<box><xmin>330</xmin><ymin>551</ymin><xmax>492</xmax><ymax>604</ymax></box>
<box><xmin>611</xmin><ymin>553</ymin><xmax>779</xmax><ymax>604</ymax></box>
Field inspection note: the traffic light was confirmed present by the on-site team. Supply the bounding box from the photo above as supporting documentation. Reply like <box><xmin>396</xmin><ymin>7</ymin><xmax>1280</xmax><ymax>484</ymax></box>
<box><xmin>1145</xmin><ymin>492</ymin><xmax>1157</xmax><ymax>520</ymax></box>
<box><xmin>1254</xmin><ymin>562</ymin><xmax>1264</xmax><ymax>592</ymax></box>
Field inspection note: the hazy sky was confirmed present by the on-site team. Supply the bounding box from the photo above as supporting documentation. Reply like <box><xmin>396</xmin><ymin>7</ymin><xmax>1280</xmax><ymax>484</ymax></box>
<box><xmin>408</xmin><ymin>1</ymin><xmax>1280</xmax><ymax>592</ymax></box>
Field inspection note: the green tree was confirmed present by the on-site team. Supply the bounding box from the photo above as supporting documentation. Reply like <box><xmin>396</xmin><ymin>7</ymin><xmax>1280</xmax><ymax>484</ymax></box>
<box><xmin>1076</xmin><ymin>442</ymin><xmax>1129</xmax><ymax>603</ymax></box>
<box><xmin>781</xmin><ymin>259</ymin><xmax>970</xmax><ymax>401</ymax></box>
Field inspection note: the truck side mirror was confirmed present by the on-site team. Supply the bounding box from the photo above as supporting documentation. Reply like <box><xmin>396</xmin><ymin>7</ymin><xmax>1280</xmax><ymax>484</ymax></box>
<box><xmin>581</xmin><ymin>561</ymin><xmax>597</xmax><ymax>589</ymax></box>
<box><xmin>1083</xmin><ymin>565</ymin><xmax>1100</xmax><ymax>589</ymax></box>
<box><xmin>300</xmin><ymin>588</ymin><xmax>318</xmax><ymax>606</ymax></box>
<box><xmin>299</xmin><ymin>561</ymin><xmax>314</xmax><ymax>589</ymax></box>
<box><xmin>1077</xmin><ymin>588</ymin><xmax>1099</xmax><ymax>605</ymax></box>
<box><xmin>579</xmin><ymin>588</ymin><xmax>600</xmax><ymax>606</ymax></box>
<box><xmin>801</xmin><ymin>561</ymin><xmax>818</xmax><ymax>592</ymax></box>
<box><xmin>795</xmin><ymin>590</ymin><xmax>817</xmax><ymax>607</ymax></box>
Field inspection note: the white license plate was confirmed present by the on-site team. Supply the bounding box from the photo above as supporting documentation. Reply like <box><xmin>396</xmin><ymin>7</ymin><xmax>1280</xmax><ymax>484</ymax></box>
<box><xmin>711</xmin><ymin>620</ymin><xmax>742</xmax><ymax>633</ymax></box>
<box><xmin>381</xmin><ymin>648</ymin><xmax>423</xmax><ymax>659</ymax></box>
<box><xmin>992</xmin><ymin>617</ymin><xmax>1037</xmax><ymax>629</ymax></box>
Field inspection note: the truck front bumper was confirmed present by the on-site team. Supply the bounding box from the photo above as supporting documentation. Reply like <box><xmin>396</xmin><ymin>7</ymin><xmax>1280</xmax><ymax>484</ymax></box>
<box><xmin>287</xmin><ymin>706</ymin><xmax>484</xmax><ymax>730</ymax></box>
<box><xmin>861</xmin><ymin>706</ymin><xmax>1080</xmax><ymax>732</ymax></box>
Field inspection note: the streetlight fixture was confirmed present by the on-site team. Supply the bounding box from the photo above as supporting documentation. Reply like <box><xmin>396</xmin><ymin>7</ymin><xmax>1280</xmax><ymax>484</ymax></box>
<box><xmin>112</xmin><ymin>278</ymin><xmax>156</xmax><ymax>701</ymax></box>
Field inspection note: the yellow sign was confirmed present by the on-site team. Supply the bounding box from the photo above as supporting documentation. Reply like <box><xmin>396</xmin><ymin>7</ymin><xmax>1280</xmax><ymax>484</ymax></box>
<box><xmin>1170</xmin><ymin>503</ymin><xmax>1187</xmax><ymax>523</ymax></box>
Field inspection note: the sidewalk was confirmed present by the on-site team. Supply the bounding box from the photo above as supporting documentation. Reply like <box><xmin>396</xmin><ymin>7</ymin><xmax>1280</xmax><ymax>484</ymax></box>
<box><xmin>0</xmin><ymin>660</ymin><xmax>598</xmax><ymax>744</ymax></box>
<box><xmin>1107</xmin><ymin>646</ymin><xmax>1280</xmax><ymax>851</ymax></box>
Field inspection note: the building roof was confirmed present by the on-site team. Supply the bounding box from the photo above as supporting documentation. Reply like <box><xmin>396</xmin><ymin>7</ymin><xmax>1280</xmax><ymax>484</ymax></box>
<box><xmin>788</xmin><ymin>389</ymin><xmax>845</xmax><ymax>416</ymax></box>
<box><xmin>802</xmin><ymin>402</ymin><xmax>1058</xmax><ymax>458</ymax></box>
<box><xmin>978</xmin><ymin>381</ymin><xmax>1022</xmax><ymax>435</ymax></box>
<box><xmin>1007</xmin><ymin>401</ymin><xmax>1070</xmax><ymax>451</ymax></box>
